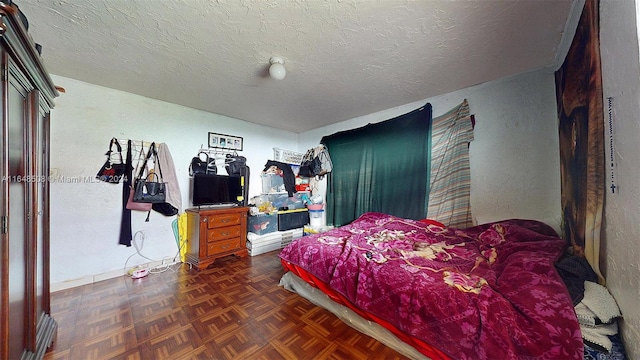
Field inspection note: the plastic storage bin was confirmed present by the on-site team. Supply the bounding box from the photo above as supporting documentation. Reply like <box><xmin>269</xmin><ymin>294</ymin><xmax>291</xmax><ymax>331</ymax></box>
<box><xmin>309</xmin><ymin>209</ymin><xmax>324</xmax><ymax>227</ymax></box>
<box><xmin>278</xmin><ymin>209</ymin><xmax>309</xmax><ymax>231</ymax></box>
<box><xmin>261</xmin><ymin>174</ymin><xmax>285</xmax><ymax>193</ymax></box>
<box><xmin>273</xmin><ymin>148</ymin><xmax>304</xmax><ymax>165</ymax></box>
<box><xmin>253</xmin><ymin>192</ymin><xmax>308</xmax><ymax>210</ymax></box>
<box><xmin>246</xmin><ymin>228</ymin><xmax>304</xmax><ymax>256</ymax></box>
<box><xmin>247</xmin><ymin>213</ymin><xmax>278</xmax><ymax>235</ymax></box>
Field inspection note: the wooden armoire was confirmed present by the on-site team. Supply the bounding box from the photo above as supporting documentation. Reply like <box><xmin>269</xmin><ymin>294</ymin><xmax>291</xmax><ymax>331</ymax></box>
<box><xmin>0</xmin><ymin>2</ymin><xmax>59</xmax><ymax>360</ymax></box>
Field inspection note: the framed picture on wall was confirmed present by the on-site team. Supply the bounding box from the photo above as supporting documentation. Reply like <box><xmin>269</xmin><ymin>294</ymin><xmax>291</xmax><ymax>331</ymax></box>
<box><xmin>208</xmin><ymin>132</ymin><xmax>243</xmax><ymax>151</ymax></box>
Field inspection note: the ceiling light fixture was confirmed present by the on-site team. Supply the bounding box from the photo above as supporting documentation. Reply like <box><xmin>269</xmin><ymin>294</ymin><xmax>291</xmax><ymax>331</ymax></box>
<box><xmin>269</xmin><ymin>56</ymin><xmax>286</xmax><ymax>80</ymax></box>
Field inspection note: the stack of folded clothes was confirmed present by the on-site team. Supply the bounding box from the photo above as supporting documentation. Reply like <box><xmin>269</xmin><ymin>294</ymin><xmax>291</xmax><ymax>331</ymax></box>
<box><xmin>577</xmin><ymin>281</ymin><xmax>627</xmax><ymax>359</ymax></box>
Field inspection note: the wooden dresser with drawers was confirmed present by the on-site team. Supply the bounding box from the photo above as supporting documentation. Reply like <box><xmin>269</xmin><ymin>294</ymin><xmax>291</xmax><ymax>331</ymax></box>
<box><xmin>185</xmin><ymin>206</ymin><xmax>249</xmax><ymax>270</ymax></box>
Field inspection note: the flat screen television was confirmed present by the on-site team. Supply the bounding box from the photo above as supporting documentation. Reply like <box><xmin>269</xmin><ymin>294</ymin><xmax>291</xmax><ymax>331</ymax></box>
<box><xmin>192</xmin><ymin>173</ymin><xmax>243</xmax><ymax>207</ymax></box>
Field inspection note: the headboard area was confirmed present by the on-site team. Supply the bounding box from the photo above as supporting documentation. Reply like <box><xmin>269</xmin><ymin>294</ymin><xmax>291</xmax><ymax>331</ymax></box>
<box><xmin>474</xmin><ymin>215</ymin><xmax>562</xmax><ymax>238</ymax></box>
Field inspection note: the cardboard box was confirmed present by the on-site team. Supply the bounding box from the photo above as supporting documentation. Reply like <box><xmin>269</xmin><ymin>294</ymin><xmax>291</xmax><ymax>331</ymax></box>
<box><xmin>247</xmin><ymin>213</ymin><xmax>278</xmax><ymax>235</ymax></box>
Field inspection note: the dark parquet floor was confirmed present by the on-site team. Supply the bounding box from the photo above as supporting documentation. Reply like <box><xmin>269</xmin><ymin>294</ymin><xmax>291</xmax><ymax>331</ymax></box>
<box><xmin>44</xmin><ymin>250</ymin><xmax>409</xmax><ymax>360</ymax></box>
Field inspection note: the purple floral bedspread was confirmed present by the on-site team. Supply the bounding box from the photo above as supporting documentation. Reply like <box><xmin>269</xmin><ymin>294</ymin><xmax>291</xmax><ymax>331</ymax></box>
<box><xmin>279</xmin><ymin>212</ymin><xmax>583</xmax><ymax>359</ymax></box>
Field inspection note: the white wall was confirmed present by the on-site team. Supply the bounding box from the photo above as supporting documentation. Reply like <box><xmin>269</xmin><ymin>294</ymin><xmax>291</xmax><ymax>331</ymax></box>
<box><xmin>300</xmin><ymin>68</ymin><xmax>562</xmax><ymax>232</ymax></box>
<box><xmin>599</xmin><ymin>0</ymin><xmax>640</xmax><ymax>357</ymax></box>
<box><xmin>50</xmin><ymin>68</ymin><xmax>562</xmax><ymax>290</ymax></box>
<box><xmin>49</xmin><ymin>75</ymin><xmax>299</xmax><ymax>289</ymax></box>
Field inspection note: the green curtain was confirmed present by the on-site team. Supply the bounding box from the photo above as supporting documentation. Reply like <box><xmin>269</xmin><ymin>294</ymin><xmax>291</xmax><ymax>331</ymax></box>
<box><xmin>321</xmin><ymin>103</ymin><xmax>432</xmax><ymax>226</ymax></box>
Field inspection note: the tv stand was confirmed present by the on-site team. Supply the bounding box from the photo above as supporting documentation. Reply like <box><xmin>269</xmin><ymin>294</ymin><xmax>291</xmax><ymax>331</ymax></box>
<box><xmin>185</xmin><ymin>206</ymin><xmax>249</xmax><ymax>270</ymax></box>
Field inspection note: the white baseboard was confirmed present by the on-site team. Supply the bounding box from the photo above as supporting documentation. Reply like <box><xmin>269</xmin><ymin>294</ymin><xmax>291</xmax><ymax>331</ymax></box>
<box><xmin>51</xmin><ymin>259</ymin><xmax>182</xmax><ymax>292</ymax></box>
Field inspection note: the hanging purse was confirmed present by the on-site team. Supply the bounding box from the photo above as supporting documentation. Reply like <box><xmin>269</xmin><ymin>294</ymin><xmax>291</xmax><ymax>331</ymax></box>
<box><xmin>225</xmin><ymin>153</ymin><xmax>246</xmax><ymax>175</ymax></box>
<box><xmin>299</xmin><ymin>145</ymin><xmax>333</xmax><ymax>179</ymax></box>
<box><xmin>299</xmin><ymin>147</ymin><xmax>322</xmax><ymax>178</ymax></box>
<box><xmin>189</xmin><ymin>151</ymin><xmax>216</xmax><ymax>175</ymax></box>
<box><xmin>96</xmin><ymin>138</ymin><xmax>127</xmax><ymax>183</ymax></box>
<box><xmin>133</xmin><ymin>143</ymin><xmax>167</xmax><ymax>203</ymax></box>
<box><xmin>127</xmin><ymin>187</ymin><xmax>153</xmax><ymax>210</ymax></box>
<box><xmin>126</xmin><ymin>144</ymin><xmax>152</xmax><ymax>211</ymax></box>
<box><xmin>317</xmin><ymin>145</ymin><xmax>333</xmax><ymax>175</ymax></box>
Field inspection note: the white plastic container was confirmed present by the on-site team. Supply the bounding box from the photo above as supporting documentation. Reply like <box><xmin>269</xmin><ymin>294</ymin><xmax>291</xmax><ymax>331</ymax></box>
<box><xmin>309</xmin><ymin>209</ymin><xmax>324</xmax><ymax>227</ymax></box>
<box><xmin>261</xmin><ymin>174</ymin><xmax>285</xmax><ymax>193</ymax></box>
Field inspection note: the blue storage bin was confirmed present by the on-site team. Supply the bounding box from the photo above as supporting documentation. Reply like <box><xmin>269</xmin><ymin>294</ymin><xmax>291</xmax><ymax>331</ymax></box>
<box><xmin>247</xmin><ymin>213</ymin><xmax>278</xmax><ymax>235</ymax></box>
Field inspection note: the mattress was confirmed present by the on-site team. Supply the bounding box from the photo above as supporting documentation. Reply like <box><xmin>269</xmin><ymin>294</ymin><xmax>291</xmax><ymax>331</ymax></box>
<box><xmin>279</xmin><ymin>212</ymin><xmax>583</xmax><ymax>359</ymax></box>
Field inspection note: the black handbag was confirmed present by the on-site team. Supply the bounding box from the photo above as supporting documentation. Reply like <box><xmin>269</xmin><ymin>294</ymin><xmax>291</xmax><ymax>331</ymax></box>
<box><xmin>298</xmin><ymin>148</ymin><xmax>322</xmax><ymax>178</ymax></box>
<box><xmin>299</xmin><ymin>157</ymin><xmax>322</xmax><ymax>177</ymax></box>
<box><xmin>96</xmin><ymin>138</ymin><xmax>127</xmax><ymax>183</ymax></box>
<box><xmin>133</xmin><ymin>177</ymin><xmax>166</xmax><ymax>204</ymax></box>
<box><xmin>299</xmin><ymin>145</ymin><xmax>332</xmax><ymax>179</ymax></box>
<box><xmin>225</xmin><ymin>153</ymin><xmax>246</xmax><ymax>175</ymax></box>
<box><xmin>189</xmin><ymin>152</ymin><xmax>217</xmax><ymax>175</ymax></box>
<box><xmin>132</xmin><ymin>143</ymin><xmax>167</xmax><ymax>203</ymax></box>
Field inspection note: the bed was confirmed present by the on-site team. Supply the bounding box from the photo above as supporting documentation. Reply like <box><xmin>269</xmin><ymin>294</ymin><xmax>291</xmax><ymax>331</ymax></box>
<box><xmin>279</xmin><ymin>212</ymin><xmax>583</xmax><ymax>359</ymax></box>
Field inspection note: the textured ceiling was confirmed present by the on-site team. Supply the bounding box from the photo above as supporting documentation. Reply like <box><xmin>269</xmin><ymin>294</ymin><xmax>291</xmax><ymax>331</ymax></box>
<box><xmin>18</xmin><ymin>0</ymin><xmax>575</xmax><ymax>133</ymax></box>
